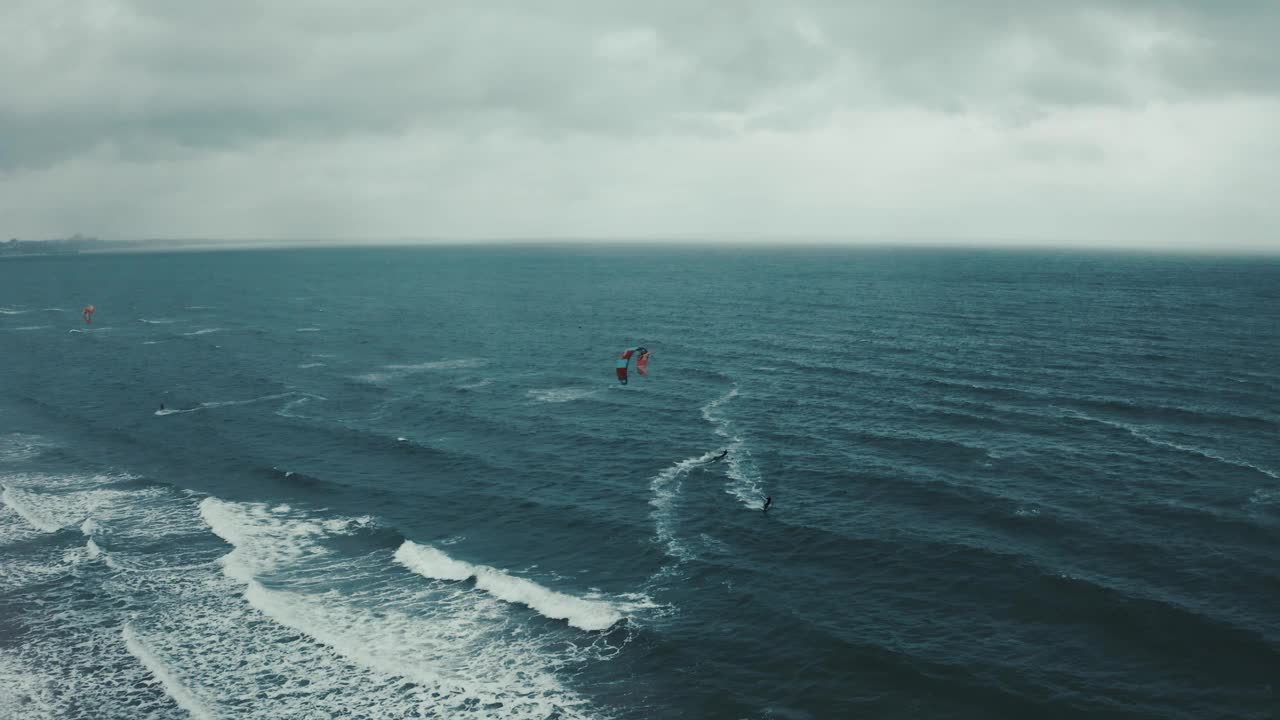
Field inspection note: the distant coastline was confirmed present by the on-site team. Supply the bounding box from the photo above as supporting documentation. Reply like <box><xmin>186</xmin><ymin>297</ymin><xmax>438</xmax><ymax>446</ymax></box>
<box><xmin>0</xmin><ymin>236</ymin><xmax>245</xmax><ymax>257</ymax></box>
<box><xmin>1</xmin><ymin>235</ymin><xmax>103</xmax><ymax>258</ymax></box>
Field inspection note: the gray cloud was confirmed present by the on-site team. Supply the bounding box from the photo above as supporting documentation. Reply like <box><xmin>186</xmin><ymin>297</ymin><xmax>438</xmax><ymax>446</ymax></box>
<box><xmin>1</xmin><ymin>1</ymin><xmax>1277</xmax><ymax>247</ymax></box>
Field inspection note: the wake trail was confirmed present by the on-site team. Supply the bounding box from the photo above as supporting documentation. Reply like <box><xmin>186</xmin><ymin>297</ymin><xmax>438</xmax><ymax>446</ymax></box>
<box><xmin>649</xmin><ymin>449</ymin><xmax>721</xmax><ymax>562</ymax></box>
<box><xmin>649</xmin><ymin>386</ymin><xmax>760</xmax><ymax>565</ymax></box>
<box><xmin>703</xmin><ymin>386</ymin><xmax>766</xmax><ymax>509</ymax></box>
<box><xmin>155</xmin><ymin>392</ymin><xmax>323</xmax><ymax>417</ymax></box>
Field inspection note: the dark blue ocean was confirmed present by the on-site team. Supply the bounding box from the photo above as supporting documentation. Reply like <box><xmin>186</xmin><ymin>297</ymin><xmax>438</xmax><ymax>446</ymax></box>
<box><xmin>1</xmin><ymin>246</ymin><xmax>1277</xmax><ymax>720</ymax></box>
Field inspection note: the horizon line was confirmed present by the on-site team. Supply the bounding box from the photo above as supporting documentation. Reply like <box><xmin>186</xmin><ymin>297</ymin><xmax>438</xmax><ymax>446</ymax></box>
<box><xmin>11</xmin><ymin>234</ymin><xmax>1279</xmax><ymax>257</ymax></box>
<box><xmin>71</xmin><ymin>235</ymin><xmax>1280</xmax><ymax>257</ymax></box>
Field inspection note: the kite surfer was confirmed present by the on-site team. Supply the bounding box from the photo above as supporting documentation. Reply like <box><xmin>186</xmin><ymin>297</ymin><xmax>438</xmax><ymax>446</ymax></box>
<box><xmin>711</xmin><ymin>450</ymin><xmax>729</xmax><ymax>463</ymax></box>
<box><xmin>762</xmin><ymin>496</ymin><xmax>772</xmax><ymax>512</ymax></box>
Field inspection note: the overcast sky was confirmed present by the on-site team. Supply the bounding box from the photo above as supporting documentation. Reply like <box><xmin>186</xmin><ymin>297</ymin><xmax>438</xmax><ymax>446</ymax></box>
<box><xmin>2</xmin><ymin>1</ymin><xmax>1277</xmax><ymax>250</ymax></box>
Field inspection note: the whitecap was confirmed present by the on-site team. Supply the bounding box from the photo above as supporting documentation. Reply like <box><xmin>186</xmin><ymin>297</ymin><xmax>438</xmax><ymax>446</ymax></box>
<box><xmin>394</xmin><ymin>540</ymin><xmax>640</xmax><ymax>631</ymax></box>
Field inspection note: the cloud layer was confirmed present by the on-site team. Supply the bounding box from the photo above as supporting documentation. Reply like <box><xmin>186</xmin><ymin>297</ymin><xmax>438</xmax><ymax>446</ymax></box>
<box><xmin>3</xmin><ymin>1</ymin><xmax>1277</xmax><ymax>249</ymax></box>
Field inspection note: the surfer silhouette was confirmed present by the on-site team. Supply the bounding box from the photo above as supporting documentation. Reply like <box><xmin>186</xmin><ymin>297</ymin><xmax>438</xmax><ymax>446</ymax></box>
<box><xmin>712</xmin><ymin>450</ymin><xmax>729</xmax><ymax>463</ymax></box>
<box><xmin>762</xmin><ymin>496</ymin><xmax>772</xmax><ymax>512</ymax></box>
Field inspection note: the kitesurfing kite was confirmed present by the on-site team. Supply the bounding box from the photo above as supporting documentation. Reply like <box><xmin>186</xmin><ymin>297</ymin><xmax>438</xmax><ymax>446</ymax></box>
<box><xmin>82</xmin><ymin>305</ymin><xmax>95</xmax><ymax>324</ymax></box>
<box><xmin>616</xmin><ymin>346</ymin><xmax>652</xmax><ymax>385</ymax></box>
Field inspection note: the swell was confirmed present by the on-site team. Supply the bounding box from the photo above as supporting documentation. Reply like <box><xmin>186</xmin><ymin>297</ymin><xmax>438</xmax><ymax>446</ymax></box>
<box><xmin>1064</xmin><ymin>411</ymin><xmax>1277</xmax><ymax>480</ymax></box>
<box><xmin>639</xmin><ymin>572</ymin><xmax>1147</xmax><ymax>719</ymax></box>
<box><xmin>257</xmin><ymin>465</ymin><xmax>344</xmax><ymax>493</ymax></box>
<box><xmin>1062</xmin><ymin>397</ymin><xmax>1277</xmax><ymax>433</ymax></box>
<box><xmin>1023</xmin><ymin>573</ymin><xmax>1280</xmax><ymax>676</ymax></box>
<box><xmin>265</xmin><ymin>411</ymin><xmax>518</xmax><ymax>480</ymax></box>
<box><xmin>771</xmin><ymin>613</ymin><xmax>1128</xmax><ymax>719</ymax></box>
<box><xmin>773</xmin><ymin>350</ymin><xmax>1277</xmax><ymax>437</ymax></box>
<box><xmin>1126</xmin><ymin>501</ymin><xmax>1280</xmax><ymax>561</ymax></box>
<box><xmin>278</xmin><ymin>394</ymin><xmax>529</xmax><ymax>478</ymax></box>
<box><xmin>836</xmin><ymin>427</ymin><xmax>994</xmax><ymax>466</ymax></box>
<box><xmin>723</xmin><ymin>514</ymin><xmax>1280</xmax><ymax>675</ymax></box>
<box><xmin>394</xmin><ymin>540</ymin><xmax>647</xmax><ymax>632</ymax></box>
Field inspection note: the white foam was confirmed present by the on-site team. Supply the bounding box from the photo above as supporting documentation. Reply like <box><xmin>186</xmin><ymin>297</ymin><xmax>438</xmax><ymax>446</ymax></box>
<box><xmin>393</xmin><ymin>541</ymin><xmax>474</xmax><ymax>581</ymax></box>
<box><xmin>0</xmin><ymin>548</ymin><xmax>68</xmax><ymax>586</ymax></box>
<box><xmin>0</xmin><ymin>498</ymin><xmax>45</xmax><ymax>547</ymax></box>
<box><xmin>296</xmin><ymin>327</ymin><xmax>321</xmax><ymax>332</ymax></box>
<box><xmin>199</xmin><ymin>497</ymin><xmax>370</xmax><ymax>582</ymax></box>
<box><xmin>139</xmin><ymin>318</ymin><xmax>175</xmax><ymax>324</ymax></box>
<box><xmin>1</xmin><ymin>537</ymin><xmax>220</xmax><ymax>717</ymax></box>
<box><xmin>457</xmin><ymin>379</ymin><xmax>493</xmax><ymax>390</ymax></box>
<box><xmin>527</xmin><ymin>388</ymin><xmax>596</xmax><ymax>403</ymax></box>
<box><xmin>123</xmin><ymin>624</ymin><xmax>220</xmax><ymax>720</ymax></box>
<box><xmin>1</xmin><ymin>480</ymin><xmax>428</xmax><ymax>718</ymax></box>
<box><xmin>0</xmin><ymin>655</ymin><xmax>58</xmax><ymax>720</ymax></box>
<box><xmin>6</xmin><ymin>325</ymin><xmax>50</xmax><ymax>331</ymax></box>
<box><xmin>0</xmin><ymin>433</ymin><xmax>49</xmax><ymax>462</ymax></box>
<box><xmin>1</xmin><ymin>485</ymin><xmax>68</xmax><ymax>532</ymax></box>
<box><xmin>1</xmin><ymin>473</ymin><xmax>199</xmax><ymax>553</ymax></box>
<box><xmin>238</xmin><ymin>580</ymin><xmax>595</xmax><ymax>719</ymax></box>
<box><xmin>195</xmin><ymin>498</ymin><xmax>605</xmax><ymax>718</ymax></box>
<box><xmin>0</xmin><ymin>307</ymin><xmax>29</xmax><ymax>315</ymax></box>
<box><xmin>395</xmin><ymin>541</ymin><xmax>629</xmax><ymax>631</ymax></box>
<box><xmin>3</xmin><ymin>480</ymin><xmax>624</xmax><ymax>719</ymax></box>
<box><xmin>183</xmin><ymin>328</ymin><xmax>222</xmax><ymax>336</ymax></box>
<box><xmin>184</xmin><ymin>305</ymin><xmax>214</xmax><ymax>310</ymax></box>
<box><xmin>142</xmin><ymin>340</ymin><xmax>163</xmax><ymax>345</ymax></box>
<box><xmin>297</xmin><ymin>362</ymin><xmax>325</xmax><ymax>368</ymax></box>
